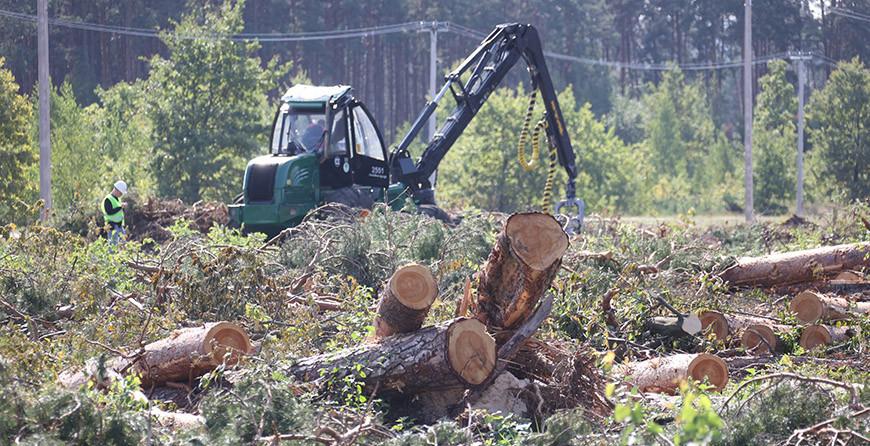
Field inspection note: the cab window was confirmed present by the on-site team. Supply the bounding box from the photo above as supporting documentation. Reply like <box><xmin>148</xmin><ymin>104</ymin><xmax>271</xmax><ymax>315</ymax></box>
<box><xmin>352</xmin><ymin>107</ymin><xmax>385</xmax><ymax>161</ymax></box>
<box><xmin>328</xmin><ymin>109</ymin><xmax>349</xmax><ymax>157</ymax></box>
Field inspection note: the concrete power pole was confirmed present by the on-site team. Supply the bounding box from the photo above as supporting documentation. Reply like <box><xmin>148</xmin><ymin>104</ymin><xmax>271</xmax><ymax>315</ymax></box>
<box><xmin>794</xmin><ymin>54</ymin><xmax>809</xmax><ymax>218</ymax></box>
<box><xmin>37</xmin><ymin>0</ymin><xmax>52</xmax><ymax>220</ymax></box>
<box><xmin>743</xmin><ymin>0</ymin><xmax>754</xmax><ymax>222</ymax></box>
<box><xmin>428</xmin><ymin>23</ymin><xmax>438</xmax><ymax>143</ymax></box>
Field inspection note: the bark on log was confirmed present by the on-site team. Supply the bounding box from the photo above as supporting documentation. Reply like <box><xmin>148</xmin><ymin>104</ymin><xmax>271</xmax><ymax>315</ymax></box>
<box><xmin>134</xmin><ymin>322</ymin><xmax>252</xmax><ymax>386</ymax></box>
<box><xmin>374</xmin><ymin>264</ymin><xmax>438</xmax><ymax>337</ymax></box>
<box><xmin>740</xmin><ymin>323</ymin><xmax>791</xmax><ymax>355</ymax></box>
<box><xmin>699</xmin><ymin>310</ymin><xmax>781</xmax><ymax>343</ymax></box>
<box><xmin>789</xmin><ymin>291</ymin><xmax>870</xmax><ymax>323</ymax></box>
<box><xmin>59</xmin><ymin>322</ymin><xmax>252</xmax><ymax>388</ymax></box>
<box><xmin>719</xmin><ymin>242</ymin><xmax>870</xmax><ymax>288</ymax></box>
<box><xmin>476</xmin><ymin>213</ymin><xmax>568</xmax><ymax>330</ymax></box>
<box><xmin>799</xmin><ymin>325</ymin><xmax>859</xmax><ymax>350</ymax></box>
<box><xmin>619</xmin><ymin>353</ymin><xmax>729</xmax><ymax>394</ymax></box>
<box><xmin>290</xmin><ymin>318</ymin><xmax>496</xmax><ymax>392</ymax></box>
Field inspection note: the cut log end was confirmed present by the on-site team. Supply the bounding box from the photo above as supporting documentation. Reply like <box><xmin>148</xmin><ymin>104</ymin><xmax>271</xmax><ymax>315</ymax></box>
<box><xmin>389</xmin><ymin>264</ymin><xmax>438</xmax><ymax>310</ymax></box>
<box><xmin>203</xmin><ymin>322</ymin><xmax>252</xmax><ymax>365</ymax></box>
<box><xmin>740</xmin><ymin>324</ymin><xmax>778</xmax><ymax>355</ymax></box>
<box><xmin>790</xmin><ymin>291</ymin><xmax>824</xmax><ymax>323</ymax></box>
<box><xmin>375</xmin><ymin>264</ymin><xmax>439</xmax><ymax>337</ymax></box>
<box><xmin>505</xmin><ymin>213</ymin><xmax>569</xmax><ymax>270</ymax></box>
<box><xmin>446</xmin><ymin>318</ymin><xmax>496</xmax><ymax>386</ymax></box>
<box><xmin>799</xmin><ymin>325</ymin><xmax>832</xmax><ymax>350</ymax></box>
<box><xmin>688</xmin><ymin>353</ymin><xmax>729</xmax><ymax>391</ymax></box>
<box><xmin>699</xmin><ymin>311</ymin><xmax>729</xmax><ymax>340</ymax></box>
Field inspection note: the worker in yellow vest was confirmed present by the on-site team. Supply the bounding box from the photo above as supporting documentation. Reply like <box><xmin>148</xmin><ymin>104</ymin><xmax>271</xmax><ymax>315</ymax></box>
<box><xmin>102</xmin><ymin>180</ymin><xmax>127</xmax><ymax>244</ymax></box>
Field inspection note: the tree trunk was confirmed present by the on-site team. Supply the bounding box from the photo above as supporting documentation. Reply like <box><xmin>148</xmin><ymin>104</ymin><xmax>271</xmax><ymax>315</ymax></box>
<box><xmin>699</xmin><ymin>310</ymin><xmax>780</xmax><ymax>343</ymax></box>
<box><xmin>290</xmin><ymin>318</ymin><xmax>496</xmax><ymax>392</ymax></box>
<box><xmin>374</xmin><ymin>264</ymin><xmax>438</xmax><ymax>338</ymax></box>
<box><xmin>475</xmin><ymin>213</ymin><xmax>568</xmax><ymax>330</ymax></box>
<box><xmin>789</xmin><ymin>290</ymin><xmax>870</xmax><ymax>323</ymax></box>
<box><xmin>740</xmin><ymin>323</ymin><xmax>791</xmax><ymax>355</ymax></box>
<box><xmin>799</xmin><ymin>324</ymin><xmax>859</xmax><ymax>350</ymax></box>
<box><xmin>719</xmin><ymin>242</ymin><xmax>870</xmax><ymax>288</ymax></box>
<box><xmin>135</xmin><ymin>322</ymin><xmax>252</xmax><ymax>386</ymax></box>
<box><xmin>60</xmin><ymin>322</ymin><xmax>252</xmax><ymax>388</ymax></box>
<box><xmin>618</xmin><ymin>353</ymin><xmax>729</xmax><ymax>394</ymax></box>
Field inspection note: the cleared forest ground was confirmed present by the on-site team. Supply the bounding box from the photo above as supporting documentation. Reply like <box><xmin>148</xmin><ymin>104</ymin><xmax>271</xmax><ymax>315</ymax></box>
<box><xmin>0</xmin><ymin>202</ymin><xmax>867</xmax><ymax>445</ymax></box>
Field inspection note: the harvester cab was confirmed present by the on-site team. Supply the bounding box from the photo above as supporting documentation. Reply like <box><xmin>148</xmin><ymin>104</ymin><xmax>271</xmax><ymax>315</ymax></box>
<box><xmin>229</xmin><ymin>84</ymin><xmax>394</xmax><ymax>235</ymax></box>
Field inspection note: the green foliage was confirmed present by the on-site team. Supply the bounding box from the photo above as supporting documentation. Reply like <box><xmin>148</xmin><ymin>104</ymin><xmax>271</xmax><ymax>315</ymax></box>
<box><xmin>437</xmin><ymin>85</ymin><xmax>642</xmax><ymax>213</ymax></box>
<box><xmin>146</xmin><ymin>0</ymin><xmax>289</xmax><ymax>202</ymax></box>
<box><xmin>716</xmin><ymin>382</ymin><xmax>835</xmax><ymax>445</ymax></box>
<box><xmin>808</xmin><ymin>58</ymin><xmax>870</xmax><ymax>202</ymax></box>
<box><xmin>642</xmin><ymin>69</ymin><xmax>740</xmax><ymax>214</ymax></box>
<box><xmin>0</xmin><ymin>57</ymin><xmax>35</xmax><ymax>224</ymax></box>
<box><xmin>754</xmin><ymin>60</ymin><xmax>796</xmax><ymax>214</ymax></box>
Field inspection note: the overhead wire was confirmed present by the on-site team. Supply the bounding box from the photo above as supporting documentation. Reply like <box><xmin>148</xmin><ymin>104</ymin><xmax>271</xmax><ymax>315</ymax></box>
<box><xmin>0</xmin><ymin>7</ymin><xmax>837</xmax><ymax>71</ymax></box>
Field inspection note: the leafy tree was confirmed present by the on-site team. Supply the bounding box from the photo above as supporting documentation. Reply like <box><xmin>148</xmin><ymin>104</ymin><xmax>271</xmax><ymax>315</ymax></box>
<box><xmin>641</xmin><ymin>68</ymin><xmax>738</xmax><ymax>213</ymax></box>
<box><xmin>46</xmin><ymin>83</ymin><xmax>106</xmax><ymax>214</ymax></box>
<box><xmin>94</xmin><ymin>81</ymin><xmax>155</xmax><ymax>197</ymax></box>
<box><xmin>808</xmin><ymin>58</ymin><xmax>870</xmax><ymax>201</ymax></box>
<box><xmin>437</xmin><ymin>85</ymin><xmax>643</xmax><ymax>213</ymax></box>
<box><xmin>753</xmin><ymin>60</ymin><xmax>796</xmax><ymax>214</ymax></box>
<box><xmin>146</xmin><ymin>0</ymin><xmax>288</xmax><ymax>202</ymax></box>
<box><xmin>0</xmin><ymin>57</ymin><xmax>35</xmax><ymax>223</ymax></box>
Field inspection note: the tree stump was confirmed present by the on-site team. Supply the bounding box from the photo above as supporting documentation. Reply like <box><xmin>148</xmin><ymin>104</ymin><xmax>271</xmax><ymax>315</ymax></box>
<box><xmin>290</xmin><ymin>318</ymin><xmax>496</xmax><ymax>392</ymax></box>
<box><xmin>476</xmin><ymin>213</ymin><xmax>568</xmax><ymax>330</ymax></box>
<box><xmin>619</xmin><ymin>353</ymin><xmax>729</xmax><ymax>394</ymax></box>
<box><xmin>374</xmin><ymin>264</ymin><xmax>438</xmax><ymax>337</ymax></box>
<box><xmin>719</xmin><ymin>242</ymin><xmax>870</xmax><ymax>288</ymax></box>
<box><xmin>789</xmin><ymin>290</ymin><xmax>870</xmax><ymax>323</ymax></box>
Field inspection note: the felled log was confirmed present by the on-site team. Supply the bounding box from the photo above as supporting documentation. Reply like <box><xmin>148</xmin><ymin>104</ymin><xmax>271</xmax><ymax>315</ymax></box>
<box><xmin>374</xmin><ymin>264</ymin><xmax>438</xmax><ymax>337</ymax></box>
<box><xmin>476</xmin><ymin>213</ymin><xmax>568</xmax><ymax>330</ymax></box>
<box><xmin>799</xmin><ymin>325</ymin><xmax>858</xmax><ymax>350</ymax></box>
<box><xmin>789</xmin><ymin>291</ymin><xmax>870</xmax><ymax>323</ymax></box>
<box><xmin>740</xmin><ymin>323</ymin><xmax>791</xmax><ymax>355</ymax></box>
<box><xmin>719</xmin><ymin>242</ymin><xmax>870</xmax><ymax>288</ymax></box>
<box><xmin>618</xmin><ymin>353</ymin><xmax>729</xmax><ymax>393</ymax></box>
<box><xmin>699</xmin><ymin>310</ymin><xmax>781</xmax><ymax>343</ymax></box>
<box><xmin>60</xmin><ymin>322</ymin><xmax>252</xmax><ymax>388</ymax></box>
<box><xmin>290</xmin><ymin>318</ymin><xmax>496</xmax><ymax>392</ymax></box>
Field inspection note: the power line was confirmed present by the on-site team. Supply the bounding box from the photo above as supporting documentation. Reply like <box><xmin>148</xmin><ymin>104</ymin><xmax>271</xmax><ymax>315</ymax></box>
<box><xmin>0</xmin><ymin>7</ymin><xmax>835</xmax><ymax>72</ymax></box>
<box><xmin>830</xmin><ymin>7</ymin><xmax>870</xmax><ymax>24</ymax></box>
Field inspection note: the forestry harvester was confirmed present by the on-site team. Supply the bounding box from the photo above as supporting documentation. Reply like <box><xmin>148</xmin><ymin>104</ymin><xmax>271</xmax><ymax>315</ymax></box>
<box><xmin>229</xmin><ymin>23</ymin><xmax>585</xmax><ymax>235</ymax></box>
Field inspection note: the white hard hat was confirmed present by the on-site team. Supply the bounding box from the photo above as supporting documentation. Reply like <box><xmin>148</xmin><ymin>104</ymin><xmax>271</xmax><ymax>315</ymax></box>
<box><xmin>113</xmin><ymin>180</ymin><xmax>128</xmax><ymax>194</ymax></box>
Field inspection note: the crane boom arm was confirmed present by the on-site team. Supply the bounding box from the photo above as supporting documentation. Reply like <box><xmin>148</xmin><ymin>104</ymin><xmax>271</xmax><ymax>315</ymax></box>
<box><xmin>390</xmin><ymin>23</ymin><xmax>578</xmax><ymax>202</ymax></box>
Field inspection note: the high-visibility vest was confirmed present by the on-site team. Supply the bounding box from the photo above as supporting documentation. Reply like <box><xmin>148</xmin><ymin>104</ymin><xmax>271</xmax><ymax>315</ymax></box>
<box><xmin>103</xmin><ymin>194</ymin><xmax>124</xmax><ymax>224</ymax></box>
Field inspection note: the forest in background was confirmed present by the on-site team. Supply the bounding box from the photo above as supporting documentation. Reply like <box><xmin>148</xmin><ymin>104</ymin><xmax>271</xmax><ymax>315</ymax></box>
<box><xmin>1</xmin><ymin>0</ymin><xmax>869</xmax><ymax>224</ymax></box>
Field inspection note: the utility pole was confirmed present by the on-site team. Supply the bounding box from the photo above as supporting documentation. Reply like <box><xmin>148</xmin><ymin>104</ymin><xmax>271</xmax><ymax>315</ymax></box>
<box><xmin>428</xmin><ymin>22</ymin><xmax>438</xmax><ymax>143</ymax></box>
<box><xmin>793</xmin><ymin>53</ymin><xmax>810</xmax><ymax>218</ymax></box>
<box><xmin>38</xmin><ymin>0</ymin><xmax>52</xmax><ymax>220</ymax></box>
<box><xmin>743</xmin><ymin>0</ymin><xmax>754</xmax><ymax>223</ymax></box>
